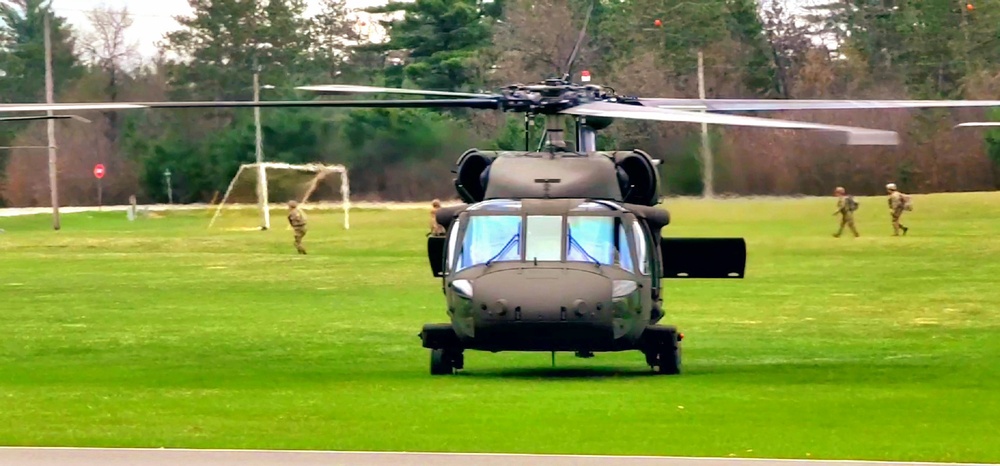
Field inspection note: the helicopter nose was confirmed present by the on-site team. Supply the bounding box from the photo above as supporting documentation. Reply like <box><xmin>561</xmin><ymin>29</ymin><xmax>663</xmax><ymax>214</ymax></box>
<box><xmin>475</xmin><ymin>268</ymin><xmax>612</xmax><ymax>321</ymax></box>
<box><xmin>467</xmin><ymin>267</ymin><xmax>616</xmax><ymax>350</ymax></box>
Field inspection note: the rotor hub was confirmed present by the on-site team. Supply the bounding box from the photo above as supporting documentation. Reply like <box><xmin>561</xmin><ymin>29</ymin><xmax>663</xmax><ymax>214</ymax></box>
<box><xmin>498</xmin><ymin>79</ymin><xmax>637</xmax><ymax>116</ymax></box>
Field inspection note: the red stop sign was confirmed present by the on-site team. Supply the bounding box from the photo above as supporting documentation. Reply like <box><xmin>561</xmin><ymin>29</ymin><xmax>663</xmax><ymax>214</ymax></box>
<box><xmin>94</xmin><ymin>164</ymin><xmax>105</xmax><ymax>179</ymax></box>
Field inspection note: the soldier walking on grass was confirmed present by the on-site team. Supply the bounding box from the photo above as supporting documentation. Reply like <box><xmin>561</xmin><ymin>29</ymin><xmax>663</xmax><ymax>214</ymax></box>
<box><xmin>885</xmin><ymin>183</ymin><xmax>910</xmax><ymax>236</ymax></box>
<box><xmin>287</xmin><ymin>200</ymin><xmax>308</xmax><ymax>254</ymax></box>
<box><xmin>832</xmin><ymin>186</ymin><xmax>860</xmax><ymax>238</ymax></box>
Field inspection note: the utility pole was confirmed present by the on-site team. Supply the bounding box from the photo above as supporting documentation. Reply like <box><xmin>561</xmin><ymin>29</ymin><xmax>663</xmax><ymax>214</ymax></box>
<box><xmin>697</xmin><ymin>50</ymin><xmax>714</xmax><ymax>199</ymax></box>
<box><xmin>44</xmin><ymin>13</ymin><xmax>60</xmax><ymax>230</ymax></box>
<box><xmin>253</xmin><ymin>58</ymin><xmax>269</xmax><ymax>230</ymax></box>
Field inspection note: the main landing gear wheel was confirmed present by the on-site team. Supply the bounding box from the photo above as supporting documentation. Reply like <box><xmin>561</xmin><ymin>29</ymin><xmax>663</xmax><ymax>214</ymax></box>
<box><xmin>643</xmin><ymin>327</ymin><xmax>681</xmax><ymax>375</ymax></box>
<box><xmin>430</xmin><ymin>348</ymin><xmax>464</xmax><ymax>375</ymax></box>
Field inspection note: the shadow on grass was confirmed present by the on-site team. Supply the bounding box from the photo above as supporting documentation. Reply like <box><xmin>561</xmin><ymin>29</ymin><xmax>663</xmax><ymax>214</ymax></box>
<box><xmin>455</xmin><ymin>366</ymin><xmax>661</xmax><ymax>380</ymax></box>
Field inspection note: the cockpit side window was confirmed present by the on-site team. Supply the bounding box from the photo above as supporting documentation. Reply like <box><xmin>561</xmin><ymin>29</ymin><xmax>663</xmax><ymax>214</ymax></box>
<box><xmin>617</xmin><ymin>220</ymin><xmax>635</xmax><ymax>273</ymax></box>
<box><xmin>455</xmin><ymin>215</ymin><xmax>521</xmax><ymax>271</ymax></box>
<box><xmin>632</xmin><ymin>220</ymin><xmax>650</xmax><ymax>275</ymax></box>
<box><xmin>445</xmin><ymin>218</ymin><xmax>461</xmax><ymax>274</ymax></box>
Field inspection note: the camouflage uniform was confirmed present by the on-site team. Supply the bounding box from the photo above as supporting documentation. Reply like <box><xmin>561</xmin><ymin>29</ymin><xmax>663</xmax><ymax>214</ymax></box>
<box><xmin>287</xmin><ymin>200</ymin><xmax>308</xmax><ymax>254</ymax></box>
<box><xmin>885</xmin><ymin>183</ymin><xmax>909</xmax><ymax>236</ymax></box>
<box><xmin>429</xmin><ymin>199</ymin><xmax>446</xmax><ymax>237</ymax></box>
<box><xmin>832</xmin><ymin>187</ymin><xmax>859</xmax><ymax>238</ymax></box>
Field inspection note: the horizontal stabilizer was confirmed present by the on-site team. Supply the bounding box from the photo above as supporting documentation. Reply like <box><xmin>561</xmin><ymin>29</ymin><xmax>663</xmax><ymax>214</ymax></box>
<box><xmin>661</xmin><ymin>237</ymin><xmax>746</xmax><ymax>279</ymax></box>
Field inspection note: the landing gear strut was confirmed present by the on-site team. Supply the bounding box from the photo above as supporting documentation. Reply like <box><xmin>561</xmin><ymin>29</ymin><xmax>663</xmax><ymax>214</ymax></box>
<box><xmin>430</xmin><ymin>348</ymin><xmax>464</xmax><ymax>375</ymax></box>
<box><xmin>642</xmin><ymin>325</ymin><xmax>682</xmax><ymax>375</ymax></box>
<box><xmin>421</xmin><ymin>324</ymin><xmax>464</xmax><ymax>375</ymax></box>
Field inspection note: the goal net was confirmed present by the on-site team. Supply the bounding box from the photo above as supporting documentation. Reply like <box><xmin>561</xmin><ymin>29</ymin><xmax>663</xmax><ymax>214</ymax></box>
<box><xmin>208</xmin><ymin>162</ymin><xmax>350</xmax><ymax>230</ymax></box>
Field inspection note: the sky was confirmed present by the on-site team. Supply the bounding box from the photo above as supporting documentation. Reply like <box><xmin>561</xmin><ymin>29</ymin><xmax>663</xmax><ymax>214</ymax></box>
<box><xmin>50</xmin><ymin>0</ymin><xmax>395</xmax><ymax>58</ymax></box>
<box><xmin>49</xmin><ymin>0</ymin><xmax>821</xmax><ymax>59</ymax></box>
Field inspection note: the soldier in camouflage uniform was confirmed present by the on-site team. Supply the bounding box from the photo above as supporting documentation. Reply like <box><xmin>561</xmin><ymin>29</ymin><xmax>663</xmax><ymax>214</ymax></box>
<box><xmin>287</xmin><ymin>200</ymin><xmax>308</xmax><ymax>254</ymax></box>
<box><xmin>885</xmin><ymin>183</ymin><xmax>909</xmax><ymax>236</ymax></box>
<box><xmin>429</xmin><ymin>199</ymin><xmax>446</xmax><ymax>237</ymax></box>
<box><xmin>832</xmin><ymin>186</ymin><xmax>859</xmax><ymax>238</ymax></box>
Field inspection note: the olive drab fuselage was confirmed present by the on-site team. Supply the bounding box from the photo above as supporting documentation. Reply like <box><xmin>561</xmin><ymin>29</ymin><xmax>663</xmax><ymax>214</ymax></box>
<box><xmin>439</xmin><ymin>199</ymin><xmax>661</xmax><ymax>352</ymax></box>
<box><xmin>420</xmin><ymin>148</ymin><xmax>745</xmax><ymax>374</ymax></box>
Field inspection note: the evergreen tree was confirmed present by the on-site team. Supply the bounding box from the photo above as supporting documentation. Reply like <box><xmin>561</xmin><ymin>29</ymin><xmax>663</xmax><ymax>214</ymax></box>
<box><xmin>361</xmin><ymin>0</ymin><xmax>497</xmax><ymax>91</ymax></box>
<box><xmin>0</xmin><ymin>0</ymin><xmax>83</xmax><ymax>103</ymax></box>
<box><xmin>0</xmin><ymin>0</ymin><xmax>83</xmax><ymax>206</ymax></box>
<box><xmin>162</xmin><ymin>0</ymin><xmax>314</xmax><ymax>101</ymax></box>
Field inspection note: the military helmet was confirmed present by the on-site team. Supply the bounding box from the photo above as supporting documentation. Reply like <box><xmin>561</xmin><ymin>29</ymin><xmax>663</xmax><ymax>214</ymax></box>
<box><xmin>886</xmin><ymin>183</ymin><xmax>897</xmax><ymax>191</ymax></box>
<box><xmin>288</xmin><ymin>200</ymin><xmax>299</xmax><ymax>208</ymax></box>
<box><xmin>834</xmin><ymin>186</ymin><xmax>845</xmax><ymax>195</ymax></box>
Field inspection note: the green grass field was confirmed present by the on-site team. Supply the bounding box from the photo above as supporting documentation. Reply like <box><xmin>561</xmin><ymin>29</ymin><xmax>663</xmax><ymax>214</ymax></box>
<box><xmin>1</xmin><ymin>193</ymin><xmax>999</xmax><ymax>462</ymax></box>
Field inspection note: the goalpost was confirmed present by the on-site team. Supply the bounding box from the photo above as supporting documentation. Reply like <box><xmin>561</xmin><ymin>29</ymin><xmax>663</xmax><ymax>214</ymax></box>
<box><xmin>208</xmin><ymin>162</ymin><xmax>350</xmax><ymax>230</ymax></box>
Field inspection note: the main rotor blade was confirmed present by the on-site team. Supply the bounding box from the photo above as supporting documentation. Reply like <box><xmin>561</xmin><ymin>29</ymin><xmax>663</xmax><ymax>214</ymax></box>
<box><xmin>297</xmin><ymin>84</ymin><xmax>496</xmax><ymax>99</ymax></box>
<box><xmin>563</xmin><ymin>101</ymin><xmax>899</xmax><ymax>145</ymax></box>
<box><xmin>954</xmin><ymin>121</ymin><xmax>1000</xmax><ymax>128</ymax></box>
<box><xmin>0</xmin><ymin>114</ymin><xmax>92</xmax><ymax>123</ymax></box>
<box><xmin>639</xmin><ymin>98</ymin><xmax>1000</xmax><ymax>112</ymax></box>
<box><xmin>0</xmin><ymin>99</ymin><xmax>502</xmax><ymax>113</ymax></box>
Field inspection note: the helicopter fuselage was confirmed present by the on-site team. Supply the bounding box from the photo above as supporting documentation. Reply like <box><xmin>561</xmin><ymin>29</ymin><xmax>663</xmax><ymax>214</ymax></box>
<box><xmin>420</xmin><ymin>148</ymin><xmax>745</xmax><ymax>375</ymax></box>
<box><xmin>433</xmin><ymin>199</ymin><xmax>656</xmax><ymax>353</ymax></box>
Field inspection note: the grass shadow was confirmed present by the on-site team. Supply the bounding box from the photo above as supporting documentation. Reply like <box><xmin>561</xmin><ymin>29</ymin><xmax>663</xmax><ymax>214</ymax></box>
<box><xmin>456</xmin><ymin>365</ymin><xmax>662</xmax><ymax>380</ymax></box>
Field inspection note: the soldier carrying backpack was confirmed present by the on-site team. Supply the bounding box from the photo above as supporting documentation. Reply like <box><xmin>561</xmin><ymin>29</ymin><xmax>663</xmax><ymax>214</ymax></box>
<box><xmin>832</xmin><ymin>186</ymin><xmax>860</xmax><ymax>238</ymax></box>
<box><xmin>886</xmin><ymin>183</ymin><xmax>910</xmax><ymax>236</ymax></box>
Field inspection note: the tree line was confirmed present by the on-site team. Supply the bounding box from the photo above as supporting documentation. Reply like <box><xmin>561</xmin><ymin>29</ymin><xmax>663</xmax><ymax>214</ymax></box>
<box><xmin>1</xmin><ymin>0</ymin><xmax>999</xmax><ymax>207</ymax></box>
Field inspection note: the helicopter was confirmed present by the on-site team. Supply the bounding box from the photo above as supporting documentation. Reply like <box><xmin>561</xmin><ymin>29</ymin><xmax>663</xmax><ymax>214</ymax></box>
<box><xmin>300</xmin><ymin>73</ymin><xmax>1000</xmax><ymax>375</ymax></box>
<box><xmin>3</xmin><ymin>42</ymin><xmax>1000</xmax><ymax>377</ymax></box>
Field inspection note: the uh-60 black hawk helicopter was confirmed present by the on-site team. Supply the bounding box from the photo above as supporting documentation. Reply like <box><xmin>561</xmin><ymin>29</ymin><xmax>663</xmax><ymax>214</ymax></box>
<box><xmin>296</xmin><ymin>77</ymin><xmax>1000</xmax><ymax>376</ymax></box>
<box><xmin>4</xmin><ymin>50</ymin><xmax>1000</xmax><ymax>377</ymax></box>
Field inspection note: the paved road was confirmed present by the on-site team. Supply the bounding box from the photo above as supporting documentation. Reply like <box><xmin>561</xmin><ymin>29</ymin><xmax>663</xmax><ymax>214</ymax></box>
<box><xmin>0</xmin><ymin>448</ymin><xmax>995</xmax><ymax>466</ymax></box>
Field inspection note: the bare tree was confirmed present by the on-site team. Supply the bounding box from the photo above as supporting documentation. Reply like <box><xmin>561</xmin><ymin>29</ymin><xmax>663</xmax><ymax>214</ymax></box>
<box><xmin>77</xmin><ymin>5</ymin><xmax>140</xmax><ymax>91</ymax></box>
<box><xmin>760</xmin><ymin>1</ymin><xmax>813</xmax><ymax>98</ymax></box>
<box><xmin>308</xmin><ymin>0</ymin><xmax>363</xmax><ymax>81</ymax></box>
<box><xmin>76</xmin><ymin>5</ymin><xmax>140</xmax><ymax>146</ymax></box>
<box><xmin>490</xmin><ymin>0</ymin><xmax>595</xmax><ymax>84</ymax></box>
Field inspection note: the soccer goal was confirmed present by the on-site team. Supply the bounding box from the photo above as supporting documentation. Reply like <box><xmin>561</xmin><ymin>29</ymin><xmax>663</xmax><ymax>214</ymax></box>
<box><xmin>208</xmin><ymin>162</ymin><xmax>350</xmax><ymax>230</ymax></box>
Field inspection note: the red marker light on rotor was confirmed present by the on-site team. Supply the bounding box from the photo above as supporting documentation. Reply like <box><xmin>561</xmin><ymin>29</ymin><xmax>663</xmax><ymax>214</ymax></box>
<box><xmin>966</xmin><ymin>3</ymin><xmax>974</xmax><ymax>10</ymax></box>
<box><xmin>581</xmin><ymin>70</ymin><xmax>591</xmax><ymax>82</ymax></box>
<box><xmin>654</xmin><ymin>19</ymin><xmax>662</xmax><ymax>27</ymax></box>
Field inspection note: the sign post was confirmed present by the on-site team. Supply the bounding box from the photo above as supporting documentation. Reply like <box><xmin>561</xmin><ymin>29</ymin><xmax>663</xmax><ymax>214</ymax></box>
<box><xmin>93</xmin><ymin>163</ymin><xmax>105</xmax><ymax>210</ymax></box>
<box><xmin>164</xmin><ymin>168</ymin><xmax>173</xmax><ymax>204</ymax></box>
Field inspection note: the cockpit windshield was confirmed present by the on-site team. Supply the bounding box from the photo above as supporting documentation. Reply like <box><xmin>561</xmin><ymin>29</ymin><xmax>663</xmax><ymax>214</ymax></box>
<box><xmin>454</xmin><ymin>211</ymin><xmax>638</xmax><ymax>273</ymax></box>
<box><xmin>456</xmin><ymin>215</ymin><xmax>521</xmax><ymax>271</ymax></box>
<box><xmin>567</xmin><ymin>216</ymin><xmax>634</xmax><ymax>272</ymax></box>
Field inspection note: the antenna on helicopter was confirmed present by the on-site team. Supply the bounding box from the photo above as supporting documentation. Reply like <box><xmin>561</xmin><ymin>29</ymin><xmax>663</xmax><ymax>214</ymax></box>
<box><xmin>562</xmin><ymin>0</ymin><xmax>595</xmax><ymax>82</ymax></box>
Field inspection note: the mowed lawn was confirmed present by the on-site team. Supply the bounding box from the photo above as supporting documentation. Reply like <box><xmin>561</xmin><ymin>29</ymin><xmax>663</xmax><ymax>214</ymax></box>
<box><xmin>0</xmin><ymin>192</ymin><xmax>998</xmax><ymax>462</ymax></box>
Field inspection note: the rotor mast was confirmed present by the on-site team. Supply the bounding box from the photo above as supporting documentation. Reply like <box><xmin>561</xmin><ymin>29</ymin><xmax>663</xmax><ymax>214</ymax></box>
<box><xmin>535</xmin><ymin>114</ymin><xmax>597</xmax><ymax>153</ymax></box>
<box><xmin>527</xmin><ymin>75</ymin><xmax>601</xmax><ymax>153</ymax></box>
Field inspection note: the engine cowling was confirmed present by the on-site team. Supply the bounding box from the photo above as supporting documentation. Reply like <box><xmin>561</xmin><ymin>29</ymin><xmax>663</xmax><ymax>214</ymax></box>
<box><xmin>611</xmin><ymin>150</ymin><xmax>660</xmax><ymax>206</ymax></box>
<box><xmin>454</xmin><ymin>149</ymin><xmax>496</xmax><ymax>203</ymax></box>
